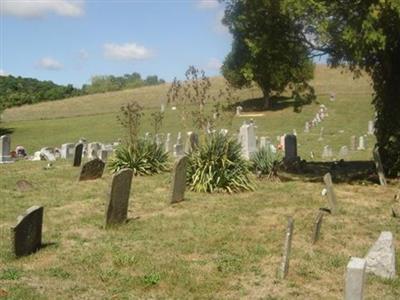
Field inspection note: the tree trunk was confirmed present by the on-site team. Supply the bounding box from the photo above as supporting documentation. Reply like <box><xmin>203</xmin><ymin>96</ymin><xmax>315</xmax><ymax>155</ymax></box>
<box><xmin>262</xmin><ymin>89</ymin><xmax>271</xmax><ymax>110</ymax></box>
<box><xmin>374</xmin><ymin>48</ymin><xmax>400</xmax><ymax>177</ymax></box>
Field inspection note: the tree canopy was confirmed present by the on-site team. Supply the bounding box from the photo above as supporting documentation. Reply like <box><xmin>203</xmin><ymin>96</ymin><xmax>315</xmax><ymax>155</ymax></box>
<box><xmin>222</xmin><ymin>0</ymin><xmax>400</xmax><ymax>175</ymax></box>
<box><xmin>221</xmin><ymin>0</ymin><xmax>315</xmax><ymax>109</ymax></box>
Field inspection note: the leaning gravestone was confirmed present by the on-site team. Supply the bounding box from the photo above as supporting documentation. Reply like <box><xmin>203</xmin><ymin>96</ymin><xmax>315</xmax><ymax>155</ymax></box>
<box><xmin>79</xmin><ymin>158</ymin><xmax>105</xmax><ymax>181</ymax></box>
<box><xmin>11</xmin><ymin>206</ymin><xmax>44</xmax><ymax>257</ymax></box>
<box><xmin>364</xmin><ymin>231</ymin><xmax>396</xmax><ymax>279</ymax></box>
<box><xmin>278</xmin><ymin>217</ymin><xmax>294</xmax><ymax>279</ymax></box>
<box><xmin>105</xmin><ymin>168</ymin><xmax>133</xmax><ymax>227</ymax></box>
<box><xmin>73</xmin><ymin>143</ymin><xmax>84</xmax><ymax>167</ymax></box>
<box><xmin>373</xmin><ymin>147</ymin><xmax>387</xmax><ymax>186</ymax></box>
<box><xmin>312</xmin><ymin>211</ymin><xmax>325</xmax><ymax>244</ymax></box>
<box><xmin>170</xmin><ymin>156</ymin><xmax>188</xmax><ymax>204</ymax></box>
<box><xmin>323</xmin><ymin>173</ymin><xmax>338</xmax><ymax>214</ymax></box>
<box><xmin>345</xmin><ymin>257</ymin><xmax>367</xmax><ymax>300</ymax></box>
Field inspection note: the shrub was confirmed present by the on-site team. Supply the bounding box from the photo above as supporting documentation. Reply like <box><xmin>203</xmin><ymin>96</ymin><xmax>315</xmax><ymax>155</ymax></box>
<box><xmin>187</xmin><ymin>133</ymin><xmax>253</xmax><ymax>193</ymax></box>
<box><xmin>251</xmin><ymin>146</ymin><xmax>282</xmax><ymax>179</ymax></box>
<box><xmin>109</xmin><ymin>139</ymin><xmax>169</xmax><ymax>176</ymax></box>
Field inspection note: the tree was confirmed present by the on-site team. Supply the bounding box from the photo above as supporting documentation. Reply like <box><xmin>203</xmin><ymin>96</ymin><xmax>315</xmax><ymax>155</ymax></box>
<box><xmin>221</xmin><ymin>0</ymin><xmax>315</xmax><ymax>109</ymax></box>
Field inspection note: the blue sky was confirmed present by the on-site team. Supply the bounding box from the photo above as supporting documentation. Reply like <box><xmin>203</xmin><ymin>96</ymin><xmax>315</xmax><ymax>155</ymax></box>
<box><xmin>0</xmin><ymin>0</ymin><xmax>231</xmax><ymax>87</ymax></box>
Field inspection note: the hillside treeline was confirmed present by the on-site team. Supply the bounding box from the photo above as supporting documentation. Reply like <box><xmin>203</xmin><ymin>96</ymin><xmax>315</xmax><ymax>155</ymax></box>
<box><xmin>0</xmin><ymin>73</ymin><xmax>165</xmax><ymax>109</ymax></box>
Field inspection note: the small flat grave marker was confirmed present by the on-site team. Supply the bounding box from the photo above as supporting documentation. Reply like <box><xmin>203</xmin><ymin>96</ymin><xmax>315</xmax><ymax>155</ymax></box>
<box><xmin>105</xmin><ymin>168</ymin><xmax>133</xmax><ymax>227</ymax></box>
<box><xmin>278</xmin><ymin>217</ymin><xmax>294</xmax><ymax>279</ymax></box>
<box><xmin>323</xmin><ymin>173</ymin><xmax>338</xmax><ymax>214</ymax></box>
<box><xmin>79</xmin><ymin>158</ymin><xmax>105</xmax><ymax>181</ymax></box>
<box><xmin>373</xmin><ymin>147</ymin><xmax>387</xmax><ymax>186</ymax></box>
<box><xmin>170</xmin><ymin>156</ymin><xmax>187</xmax><ymax>204</ymax></box>
<box><xmin>73</xmin><ymin>143</ymin><xmax>83</xmax><ymax>167</ymax></box>
<box><xmin>11</xmin><ymin>206</ymin><xmax>44</xmax><ymax>257</ymax></box>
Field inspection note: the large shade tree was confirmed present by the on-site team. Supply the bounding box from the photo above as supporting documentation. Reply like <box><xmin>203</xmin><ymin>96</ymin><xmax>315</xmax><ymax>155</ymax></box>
<box><xmin>221</xmin><ymin>0</ymin><xmax>315</xmax><ymax>109</ymax></box>
<box><xmin>222</xmin><ymin>0</ymin><xmax>400</xmax><ymax>176</ymax></box>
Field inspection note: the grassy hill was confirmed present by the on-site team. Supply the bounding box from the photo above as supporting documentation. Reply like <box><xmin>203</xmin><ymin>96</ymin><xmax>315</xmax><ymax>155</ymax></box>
<box><xmin>1</xmin><ymin>65</ymin><xmax>398</xmax><ymax>299</ymax></box>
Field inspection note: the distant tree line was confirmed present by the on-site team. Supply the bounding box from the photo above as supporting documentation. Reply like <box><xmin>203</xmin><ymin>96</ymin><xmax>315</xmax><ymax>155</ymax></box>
<box><xmin>0</xmin><ymin>72</ymin><xmax>165</xmax><ymax>109</ymax></box>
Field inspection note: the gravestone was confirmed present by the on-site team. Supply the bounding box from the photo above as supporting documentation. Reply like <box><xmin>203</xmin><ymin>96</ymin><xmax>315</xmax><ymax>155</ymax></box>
<box><xmin>73</xmin><ymin>143</ymin><xmax>83</xmax><ymax>167</ymax></box>
<box><xmin>373</xmin><ymin>147</ymin><xmax>387</xmax><ymax>186</ymax></box>
<box><xmin>364</xmin><ymin>231</ymin><xmax>396</xmax><ymax>279</ymax></box>
<box><xmin>304</xmin><ymin>122</ymin><xmax>310</xmax><ymax>133</ymax></box>
<box><xmin>170</xmin><ymin>156</ymin><xmax>187</xmax><ymax>204</ymax></box>
<box><xmin>339</xmin><ymin>146</ymin><xmax>349</xmax><ymax>159</ymax></box>
<box><xmin>350</xmin><ymin>136</ymin><xmax>357</xmax><ymax>151</ymax></box>
<box><xmin>173</xmin><ymin>144</ymin><xmax>184</xmax><ymax>157</ymax></box>
<box><xmin>11</xmin><ymin>206</ymin><xmax>43</xmax><ymax>257</ymax></box>
<box><xmin>345</xmin><ymin>257</ymin><xmax>367</xmax><ymax>300</ymax></box>
<box><xmin>312</xmin><ymin>211</ymin><xmax>324</xmax><ymax>244</ymax></box>
<box><xmin>165</xmin><ymin>133</ymin><xmax>171</xmax><ymax>153</ymax></box>
<box><xmin>61</xmin><ymin>143</ymin><xmax>75</xmax><ymax>159</ymax></box>
<box><xmin>16</xmin><ymin>179</ymin><xmax>33</xmax><ymax>192</ymax></box>
<box><xmin>176</xmin><ymin>132</ymin><xmax>182</xmax><ymax>145</ymax></box>
<box><xmin>79</xmin><ymin>158</ymin><xmax>105</xmax><ymax>181</ymax></box>
<box><xmin>105</xmin><ymin>168</ymin><xmax>133</xmax><ymax>227</ymax></box>
<box><xmin>323</xmin><ymin>173</ymin><xmax>338</xmax><ymax>214</ymax></box>
<box><xmin>368</xmin><ymin>120</ymin><xmax>375</xmax><ymax>135</ymax></box>
<box><xmin>322</xmin><ymin>145</ymin><xmax>332</xmax><ymax>159</ymax></box>
<box><xmin>259</xmin><ymin>137</ymin><xmax>267</xmax><ymax>149</ymax></box>
<box><xmin>185</xmin><ymin>132</ymin><xmax>199</xmax><ymax>152</ymax></box>
<box><xmin>87</xmin><ymin>142</ymin><xmax>101</xmax><ymax>160</ymax></box>
<box><xmin>40</xmin><ymin>147</ymin><xmax>56</xmax><ymax>161</ymax></box>
<box><xmin>239</xmin><ymin>122</ymin><xmax>257</xmax><ymax>159</ymax></box>
<box><xmin>318</xmin><ymin>127</ymin><xmax>324</xmax><ymax>141</ymax></box>
<box><xmin>284</xmin><ymin>134</ymin><xmax>298</xmax><ymax>164</ymax></box>
<box><xmin>0</xmin><ymin>134</ymin><xmax>13</xmax><ymax>163</ymax></box>
<box><xmin>357</xmin><ymin>136</ymin><xmax>366</xmax><ymax>150</ymax></box>
<box><xmin>236</xmin><ymin>106</ymin><xmax>243</xmax><ymax>116</ymax></box>
<box><xmin>278</xmin><ymin>217</ymin><xmax>294</xmax><ymax>279</ymax></box>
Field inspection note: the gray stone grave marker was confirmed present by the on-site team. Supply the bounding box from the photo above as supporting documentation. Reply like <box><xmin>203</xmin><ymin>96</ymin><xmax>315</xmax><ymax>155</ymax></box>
<box><xmin>345</xmin><ymin>257</ymin><xmax>367</xmax><ymax>300</ymax></box>
<box><xmin>284</xmin><ymin>134</ymin><xmax>298</xmax><ymax>164</ymax></box>
<box><xmin>73</xmin><ymin>143</ymin><xmax>83</xmax><ymax>167</ymax></box>
<box><xmin>170</xmin><ymin>156</ymin><xmax>187</xmax><ymax>204</ymax></box>
<box><xmin>105</xmin><ymin>168</ymin><xmax>133</xmax><ymax>227</ymax></box>
<box><xmin>312</xmin><ymin>211</ymin><xmax>324</xmax><ymax>244</ymax></box>
<box><xmin>323</xmin><ymin>173</ymin><xmax>338</xmax><ymax>214</ymax></box>
<box><xmin>350</xmin><ymin>136</ymin><xmax>357</xmax><ymax>151</ymax></box>
<box><xmin>79</xmin><ymin>158</ymin><xmax>105</xmax><ymax>181</ymax></box>
<box><xmin>0</xmin><ymin>134</ymin><xmax>13</xmax><ymax>163</ymax></box>
<box><xmin>11</xmin><ymin>206</ymin><xmax>44</xmax><ymax>257</ymax></box>
<box><xmin>373</xmin><ymin>147</ymin><xmax>387</xmax><ymax>186</ymax></box>
<box><xmin>278</xmin><ymin>217</ymin><xmax>294</xmax><ymax>279</ymax></box>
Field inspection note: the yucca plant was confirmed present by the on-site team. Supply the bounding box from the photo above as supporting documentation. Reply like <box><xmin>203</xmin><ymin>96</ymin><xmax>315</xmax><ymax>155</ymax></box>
<box><xmin>109</xmin><ymin>139</ymin><xmax>169</xmax><ymax>176</ymax></box>
<box><xmin>187</xmin><ymin>133</ymin><xmax>253</xmax><ymax>193</ymax></box>
<box><xmin>251</xmin><ymin>146</ymin><xmax>282</xmax><ymax>179</ymax></box>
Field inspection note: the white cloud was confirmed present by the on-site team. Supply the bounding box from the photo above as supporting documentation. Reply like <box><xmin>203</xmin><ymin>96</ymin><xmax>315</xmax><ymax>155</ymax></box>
<box><xmin>1</xmin><ymin>0</ymin><xmax>85</xmax><ymax>19</ymax></box>
<box><xmin>36</xmin><ymin>57</ymin><xmax>63</xmax><ymax>70</ymax></box>
<box><xmin>206</xmin><ymin>58</ymin><xmax>222</xmax><ymax>71</ymax></box>
<box><xmin>103</xmin><ymin>43</ymin><xmax>152</xmax><ymax>61</ymax></box>
<box><xmin>79</xmin><ymin>49</ymin><xmax>89</xmax><ymax>60</ymax></box>
<box><xmin>197</xmin><ymin>0</ymin><xmax>219</xmax><ymax>9</ymax></box>
<box><xmin>215</xmin><ymin>10</ymin><xmax>229</xmax><ymax>34</ymax></box>
<box><xmin>0</xmin><ymin>69</ymin><xmax>9</xmax><ymax>76</ymax></box>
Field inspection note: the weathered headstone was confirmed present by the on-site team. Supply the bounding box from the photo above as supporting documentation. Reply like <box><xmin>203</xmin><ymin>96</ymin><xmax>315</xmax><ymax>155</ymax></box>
<box><xmin>73</xmin><ymin>143</ymin><xmax>83</xmax><ymax>167</ymax></box>
<box><xmin>312</xmin><ymin>211</ymin><xmax>324</xmax><ymax>244</ymax></box>
<box><xmin>278</xmin><ymin>217</ymin><xmax>294</xmax><ymax>279</ymax></box>
<box><xmin>364</xmin><ymin>231</ymin><xmax>396</xmax><ymax>279</ymax></box>
<box><xmin>173</xmin><ymin>144</ymin><xmax>184</xmax><ymax>157</ymax></box>
<box><xmin>185</xmin><ymin>132</ymin><xmax>199</xmax><ymax>152</ymax></box>
<box><xmin>318</xmin><ymin>127</ymin><xmax>324</xmax><ymax>141</ymax></box>
<box><xmin>79</xmin><ymin>158</ymin><xmax>105</xmax><ymax>181</ymax></box>
<box><xmin>345</xmin><ymin>257</ymin><xmax>367</xmax><ymax>300</ymax></box>
<box><xmin>165</xmin><ymin>133</ymin><xmax>171</xmax><ymax>153</ymax></box>
<box><xmin>239</xmin><ymin>122</ymin><xmax>257</xmax><ymax>159</ymax></box>
<box><xmin>170</xmin><ymin>156</ymin><xmax>187</xmax><ymax>204</ymax></box>
<box><xmin>40</xmin><ymin>147</ymin><xmax>56</xmax><ymax>161</ymax></box>
<box><xmin>368</xmin><ymin>120</ymin><xmax>375</xmax><ymax>135</ymax></box>
<box><xmin>304</xmin><ymin>122</ymin><xmax>310</xmax><ymax>133</ymax></box>
<box><xmin>16</xmin><ymin>179</ymin><xmax>33</xmax><ymax>192</ymax></box>
<box><xmin>350</xmin><ymin>136</ymin><xmax>357</xmax><ymax>151</ymax></box>
<box><xmin>357</xmin><ymin>136</ymin><xmax>366</xmax><ymax>150</ymax></box>
<box><xmin>61</xmin><ymin>143</ymin><xmax>75</xmax><ymax>159</ymax></box>
<box><xmin>236</xmin><ymin>106</ymin><xmax>243</xmax><ymax>116</ymax></box>
<box><xmin>0</xmin><ymin>134</ymin><xmax>13</xmax><ymax>163</ymax></box>
<box><xmin>322</xmin><ymin>145</ymin><xmax>332</xmax><ymax>159</ymax></box>
<box><xmin>373</xmin><ymin>147</ymin><xmax>387</xmax><ymax>186</ymax></box>
<box><xmin>105</xmin><ymin>168</ymin><xmax>133</xmax><ymax>226</ymax></box>
<box><xmin>339</xmin><ymin>146</ymin><xmax>349</xmax><ymax>159</ymax></box>
<box><xmin>323</xmin><ymin>173</ymin><xmax>338</xmax><ymax>214</ymax></box>
<box><xmin>11</xmin><ymin>206</ymin><xmax>44</xmax><ymax>257</ymax></box>
<box><xmin>284</xmin><ymin>134</ymin><xmax>298</xmax><ymax>164</ymax></box>
<box><xmin>87</xmin><ymin>142</ymin><xmax>102</xmax><ymax>160</ymax></box>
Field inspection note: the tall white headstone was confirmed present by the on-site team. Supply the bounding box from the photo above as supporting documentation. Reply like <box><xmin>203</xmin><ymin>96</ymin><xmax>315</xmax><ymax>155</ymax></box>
<box><xmin>0</xmin><ymin>135</ymin><xmax>13</xmax><ymax>163</ymax></box>
<box><xmin>357</xmin><ymin>136</ymin><xmax>366</xmax><ymax>150</ymax></box>
<box><xmin>239</xmin><ymin>122</ymin><xmax>257</xmax><ymax>159</ymax></box>
<box><xmin>367</xmin><ymin>120</ymin><xmax>374</xmax><ymax>135</ymax></box>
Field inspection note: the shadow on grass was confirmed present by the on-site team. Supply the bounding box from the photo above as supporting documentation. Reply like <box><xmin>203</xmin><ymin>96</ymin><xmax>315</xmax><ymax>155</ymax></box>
<box><xmin>280</xmin><ymin>160</ymin><xmax>379</xmax><ymax>184</ymax></box>
<box><xmin>234</xmin><ymin>95</ymin><xmax>313</xmax><ymax>112</ymax></box>
<box><xmin>0</xmin><ymin>127</ymin><xmax>14</xmax><ymax>136</ymax></box>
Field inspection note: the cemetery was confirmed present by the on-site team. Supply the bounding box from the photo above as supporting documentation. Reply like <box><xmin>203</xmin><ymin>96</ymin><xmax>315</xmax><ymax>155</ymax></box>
<box><xmin>1</xmin><ymin>1</ymin><xmax>400</xmax><ymax>298</ymax></box>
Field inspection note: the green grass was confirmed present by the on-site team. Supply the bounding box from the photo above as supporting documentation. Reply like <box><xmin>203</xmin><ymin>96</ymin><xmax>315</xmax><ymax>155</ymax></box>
<box><xmin>1</xmin><ymin>65</ymin><xmax>399</xmax><ymax>299</ymax></box>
